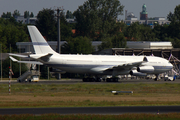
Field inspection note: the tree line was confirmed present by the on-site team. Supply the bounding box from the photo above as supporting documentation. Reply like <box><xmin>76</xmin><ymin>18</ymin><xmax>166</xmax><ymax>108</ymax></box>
<box><xmin>1</xmin><ymin>0</ymin><xmax>180</xmax><ymax>54</ymax></box>
<box><xmin>34</xmin><ymin>0</ymin><xmax>180</xmax><ymax>54</ymax></box>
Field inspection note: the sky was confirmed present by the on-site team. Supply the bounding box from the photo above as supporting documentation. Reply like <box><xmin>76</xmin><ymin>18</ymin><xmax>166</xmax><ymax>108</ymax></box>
<box><xmin>0</xmin><ymin>0</ymin><xmax>180</xmax><ymax>20</ymax></box>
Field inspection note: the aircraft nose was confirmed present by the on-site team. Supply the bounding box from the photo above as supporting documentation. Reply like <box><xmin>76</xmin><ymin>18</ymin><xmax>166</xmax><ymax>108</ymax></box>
<box><xmin>169</xmin><ymin>62</ymin><xmax>173</xmax><ymax>69</ymax></box>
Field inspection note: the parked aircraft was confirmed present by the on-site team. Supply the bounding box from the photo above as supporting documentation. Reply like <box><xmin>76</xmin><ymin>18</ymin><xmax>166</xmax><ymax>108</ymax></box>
<box><xmin>9</xmin><ymin>26</ymin><xmax>173</xmax><ymax>82</ymax></box>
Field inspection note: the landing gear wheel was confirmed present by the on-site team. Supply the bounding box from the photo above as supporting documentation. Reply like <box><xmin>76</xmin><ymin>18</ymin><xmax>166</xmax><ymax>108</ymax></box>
<box><xmin>106</xmin><ymin>78</ymin><xmax>111</xmax><ymax>82</ymax></box>
<box><xmin>83</xmin><ymin>78</ymin><xmax>88</xmax><ymax>82</ymax></box>
<box><xmin>95</xmin><ymin>78</ymin><xmax>102</xmax><ymax>82</ymax></box>
<box><xmin>106</xmin><ymin>78</ymin><xmax>119</xmax><ymax>82</ymax></box>
<box><xmin>113</xmin><ymin>78</ymin><xmax>119</xmax><ymax>82</ymax></box>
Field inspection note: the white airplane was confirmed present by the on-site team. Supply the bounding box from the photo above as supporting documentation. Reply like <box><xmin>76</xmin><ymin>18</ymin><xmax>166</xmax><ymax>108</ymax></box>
<box><xmin>9</xmin><ymin>26</ymin><xmax>173</xmax><ymax>82</ymax></box>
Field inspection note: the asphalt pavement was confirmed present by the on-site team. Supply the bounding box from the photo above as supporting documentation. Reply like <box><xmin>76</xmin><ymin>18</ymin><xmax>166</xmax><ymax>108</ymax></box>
<box><xmin>0</xmin><ymin>106</ymin><xmax>179</xmax><ymax>115</ymax></box>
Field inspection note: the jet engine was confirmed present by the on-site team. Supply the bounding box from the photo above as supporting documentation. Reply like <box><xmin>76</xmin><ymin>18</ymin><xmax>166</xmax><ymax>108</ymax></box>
<box><xmin>130</xmin><ymin>70</ymin><xmax>147</xmax><ymax>76</ymax></box>
<box><xmin>137</xmin><ymin>66</ymin><xmax>154</xmax><ymax>73</ymax></box>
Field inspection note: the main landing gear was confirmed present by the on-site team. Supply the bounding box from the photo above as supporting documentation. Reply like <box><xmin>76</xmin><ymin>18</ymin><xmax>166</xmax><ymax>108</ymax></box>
<box><xmin>154</xmin><ymin>74</ymin><xmax>159</xmax><ymax>81</ymax></box>
<box><xmin>82</xmin><ymin>77</ymin><xmax>119</xmax><ymax>82</ymax></box>
<box><xmin>83</xmin><ymin>77</ymin><xmax>102</xmax><ymax>82</ymax></box>
<box><xmin>106</xmin><ymin>77</ymin><xmax>119</xmax><ymax>82</ymax></box>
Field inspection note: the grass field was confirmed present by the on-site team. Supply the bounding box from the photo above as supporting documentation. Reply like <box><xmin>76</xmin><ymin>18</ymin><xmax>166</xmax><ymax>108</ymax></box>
<box><xmin>1</xmin><ymin>113</ymin><xmax>180</xmax><ymax>120</ymax></box>
<box><xmin>0</xmin><ymin>82</ymin><xmax>180</xmax><ymax>108</ymax></box>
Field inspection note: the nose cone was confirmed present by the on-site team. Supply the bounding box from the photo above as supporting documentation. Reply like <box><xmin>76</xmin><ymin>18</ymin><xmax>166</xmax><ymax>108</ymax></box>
<box><xmin>169</xmin><ymin>62</ymin><xmax>173</xmax><ymax>69</ymax></box>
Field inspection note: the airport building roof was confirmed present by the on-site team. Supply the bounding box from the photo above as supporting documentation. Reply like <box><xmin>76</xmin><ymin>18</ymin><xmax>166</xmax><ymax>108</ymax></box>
<box><xmin>16</xmin><ymin>41</ymin><xmax>173</xmax><ymax>53</ymax></box>
<box><xmin>127</xmin><ymin>41</ymin><xmax>173</xmax><ymax>49</ymax></box>
<box><xmin>16</xmin><ymin>41</ymin><xmax>102</xmax><ymax>53</ymax></box>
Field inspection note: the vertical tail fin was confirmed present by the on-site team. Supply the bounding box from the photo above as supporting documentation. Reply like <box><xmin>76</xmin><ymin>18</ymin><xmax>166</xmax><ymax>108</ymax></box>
<box><xmin>27</xmin><ymin>25</ymin><xmax>56</xmax><ymax>54</ymax></box>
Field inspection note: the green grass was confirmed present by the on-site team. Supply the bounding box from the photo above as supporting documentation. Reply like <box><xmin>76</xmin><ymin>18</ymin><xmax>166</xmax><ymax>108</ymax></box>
<box><xmin>1</xmin><ymin>113</ymin><xmax>180</xmax><ymax>120</ymax></box>
<box><xmin>0</xmin><ymin>83</ymin><xmax>180</xmax><ymax>107</ymax></box>
<box><xmin>6</xmin><ymin>83</ymin><xmax>180</xmax><ymax>96</ymax></box>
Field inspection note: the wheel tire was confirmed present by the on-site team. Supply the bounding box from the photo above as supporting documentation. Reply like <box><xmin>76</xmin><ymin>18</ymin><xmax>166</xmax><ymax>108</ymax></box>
<box><xmin>95</xmin><ymin>78</ymin><xmax>101</xmax><ymax>82</ymax></box>
<box><xmin>113</xmin><ymin>78</ymin><xmax>118</xmax><ymax>82</ymax></box>
<box><xmin>83</xmin><ymin>78</ymin><xmax>87</xmax><ymax>82</ymax></box>
<box><xmin>106</xmin><ymin>78</ymin><xmax>111</xmax><ymax>82</ymax></box>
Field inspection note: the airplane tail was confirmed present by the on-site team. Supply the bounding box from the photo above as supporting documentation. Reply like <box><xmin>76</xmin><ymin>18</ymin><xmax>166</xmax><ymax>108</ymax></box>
<box><xmin>27</xmin><ymin>26</ymin><xmax>56</xmax><ymax>54</ymax></box>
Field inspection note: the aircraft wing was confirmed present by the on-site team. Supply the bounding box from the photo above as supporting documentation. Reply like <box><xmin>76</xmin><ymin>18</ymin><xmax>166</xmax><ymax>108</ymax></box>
<box><xmin>105</xmin><ymin>57</ymin><xmax>148</xmax><ymax>71</ymax></box>
<box><xmin>9</xmin><ymin>56</ymin><xmax>43</xmax><ymax>65</ymax></box>
<box><xmin>109</xmin><ymin>61</ymin><xmax>144</xmax><ymax>71</ymax></box>
<box><xmin>90</xmin><ymin>57</ymin><xmax>147</xmax><ymax>73</ymax></box>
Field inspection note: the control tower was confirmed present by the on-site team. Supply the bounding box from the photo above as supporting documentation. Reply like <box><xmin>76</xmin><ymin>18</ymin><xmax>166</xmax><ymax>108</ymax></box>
<box><xmin>140</xmin><ymin>4</ymin><xmax>148</xmax><ymax>20</ymax></box>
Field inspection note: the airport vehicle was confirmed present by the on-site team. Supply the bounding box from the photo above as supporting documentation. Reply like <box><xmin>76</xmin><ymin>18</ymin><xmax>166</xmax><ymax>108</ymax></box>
<box><xmin>9</xmin><ymin>26</ymin><xmax>173</xmax><ymax>82</ymax></box>
<box><xmin>16</xmin><ymin>70</ymin><xmax>40</xmax><ymax>82</ymax></box>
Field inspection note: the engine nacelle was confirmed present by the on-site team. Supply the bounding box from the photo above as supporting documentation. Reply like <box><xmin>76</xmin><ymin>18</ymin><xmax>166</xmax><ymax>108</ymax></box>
<box><xmin>130</xmin><ymin>70</ymin><xmax>147</xmax><ymax>76</ymax></box>
<box><xmin>137</xmin><ymin>66</ymin><xmax>154</xmax><ymax>73</ymax></box>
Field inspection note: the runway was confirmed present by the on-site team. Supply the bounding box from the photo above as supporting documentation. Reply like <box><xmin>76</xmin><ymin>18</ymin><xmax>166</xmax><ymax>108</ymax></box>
<box><xmin>0</xmin><ymin>106</ymin><xmax>179</xmax><ymax>115</ymax></box>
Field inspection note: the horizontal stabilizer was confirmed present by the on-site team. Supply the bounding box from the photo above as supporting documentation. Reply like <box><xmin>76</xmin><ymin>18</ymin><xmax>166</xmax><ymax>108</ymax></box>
<box><xmin>9</xmin><ymin>56</ymin><xmax>43</xmax><ymax>65</ymax></box>
<box><xmin>9</xmin><ymin>56</ymin><xmax>18</xmax><ymax>62</ymax></box>
<box><xmin>9</xmin><ymin>53</ymin><xmax>29</xmax><ymax>58</ymax></box>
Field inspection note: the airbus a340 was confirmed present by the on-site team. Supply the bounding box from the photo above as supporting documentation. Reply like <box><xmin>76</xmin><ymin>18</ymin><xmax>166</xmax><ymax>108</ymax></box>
<box><xmin>10</xmin><ymin>26</ymin><xmax>173</xmax><ymax>82</ymax></box>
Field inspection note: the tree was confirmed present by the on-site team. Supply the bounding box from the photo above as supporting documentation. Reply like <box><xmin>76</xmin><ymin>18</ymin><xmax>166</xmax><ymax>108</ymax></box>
<box><xmin>30</xmin><ymin>12</ymin><xmax>34</xmax><ymax>17</ymax></box>
<box><xmin>98</xmin><ymin>32</ymin><xmax>126</xmax><ymax>51</ymax></box>
<box><xmin>62</xmin><ymin>36</ymin><xmax>94</xmax><ymax>54</ymax></box>
<box><xmin>140</xmin><ymin>25</ymin><xmax>156</xmax><ymax>41</ymax></box>
<box><xmin>111</xmin><ymin>32</ymin><xmax>126</xmax><ymax>48</ymax></box>
<box><xmin>98</xmin><ymin>37</ymin><xmax>112</xmax><ymax>50</ymax></box>
<box><xmin>2</xmin><ymin>58</ymin><xmax>28</xmax><ymax>78</ymax></box>
<box><xmin>0</xmin><ymin>18</ymin><xmax>28</xmax><ymax>53</ymax></box>
<box><xmin>13</xmin><ymin>10</ymin><xmax>20</xmax><ymax>17</ymax></box>
<box><xmin>36</xmin><ymin>9</ymin><xmax>73</xmax><ymax>42</ymax></box>
<box><xmin>24</xmin><ymin>11</ymin><xmax>34</xmax><ymax>18</ymax></box>
<box><xmin>170</xmin><ymin>37</ymin><xmax>180</xmax><ymax>48</ymax></box>
<box><xmin>24</xmin><ymin>11</ymin><xmax>29</xmax><ymax>18</ymax></box>
<box><xmin>59</xmin><ymin>12</ymin><xmax>73</xmax><ymax>41</ymax></box>
<box><xmin>36</xmin><ymin>9</ymin><xmax>57</xmax><ymax>41</ymax></box>
<box><xmin>167</xmin><ymin>5</ymin><xmax>180</xmax><ymax>41</ymax></box>
<box><xmin>167</xmin><ymin>11</ymin><xmax>174</xmax><ymax>21</ymax></box>
<box><xmin>125</xmin><ymin>22</ymin><xmax>141</xmax><ymax>41</ymax></box>
<box><xmin>153</xmin><ymin>24</ymin><xmax>168</xmax><ymax>41</ymax></box>
<box><xmin>174</xmin><ymin>5</ymin><xmax>180</xmax><ymax>21</ymax></box>
<box><xmin>73</xmin><ymin>0</ymin><xmax>124</xmax><ymax>39</ymax></box>
<box><xmin>1</xmin><ymin>12</ymin><xmax>11</xmax><ymax>18</ymax></box>
<box><xmin>66</xmin><ymin>10</ymin><xmax>73</xmax><ymax>19</ymax></box>
<box><xmin>124</xmin><ymin>23</ymin><xmax>156</xmax><ymax>41</ymax></box>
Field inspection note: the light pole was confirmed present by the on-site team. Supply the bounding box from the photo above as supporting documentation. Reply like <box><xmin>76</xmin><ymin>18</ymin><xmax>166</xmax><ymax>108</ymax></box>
<box><xmin>55</xmin><ymin>7</ymin><xmax>64</xmax><ymax>54</ymax></box>
<box><xmin>55</xmin><ymin>7</ymin><xmax>64</xmax><ymax>80</ymax></box>
<box><xmin>1</xmin><ymin>44</ymin><xmax>2</xmax><ymax>81</ymax></box>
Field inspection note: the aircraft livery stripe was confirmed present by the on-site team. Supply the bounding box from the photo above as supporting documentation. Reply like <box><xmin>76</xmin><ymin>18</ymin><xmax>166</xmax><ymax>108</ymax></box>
<box><xmin>46</xmin><ymin>64</ymin><xmax>112</xmax><ymax>68</ymax></box>
<box><xmin>32</xmin><ymin>42</ymin><xmax>49</xmax><ymax>46</ymax></box>
<box><xmin>46</xmin><ymin>64</ymin><xmax>172</xmax><ymax>70</ymax></box>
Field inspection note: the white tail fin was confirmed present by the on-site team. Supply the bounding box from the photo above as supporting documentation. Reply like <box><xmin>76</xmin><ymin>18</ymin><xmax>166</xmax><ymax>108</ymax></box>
<box><xmin>27</xmin><ymin>26</ymin><xmax>56</xmax><ymax>54</ymax></box>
